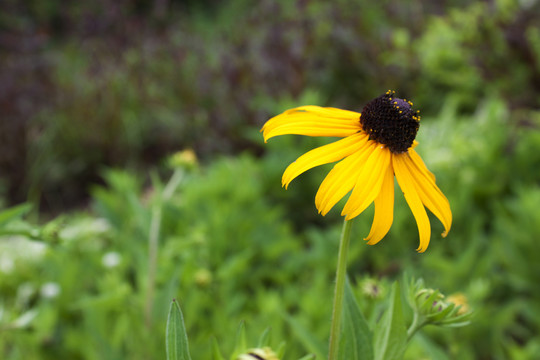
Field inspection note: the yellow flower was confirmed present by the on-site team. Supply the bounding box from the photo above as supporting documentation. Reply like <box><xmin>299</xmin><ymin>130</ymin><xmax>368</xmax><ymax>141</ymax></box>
<box><xmin>261</xmin><ymin>90</ymin><xmax>451</xmax><ymax>252</ymax></box>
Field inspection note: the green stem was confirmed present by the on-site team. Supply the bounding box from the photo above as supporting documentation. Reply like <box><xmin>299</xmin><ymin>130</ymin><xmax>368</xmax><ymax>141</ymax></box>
<box><xmin>145</xmin><ymin>204</ymin><xmax>162</xmax><ymax>329</ymax></box>
<box><xmin>145</xmin><ymin>169</ymin><xmax>184</xmax><ymax>328</ymax></box>
<box><xmin>328</xmin><ymin>219</ymin><xmax>354</xmax><ymax>360</ymax></box>
<box><xmin>406</xmin><ymin>312</ymin><xmax>425</xmax><ymax>342</ymax></box>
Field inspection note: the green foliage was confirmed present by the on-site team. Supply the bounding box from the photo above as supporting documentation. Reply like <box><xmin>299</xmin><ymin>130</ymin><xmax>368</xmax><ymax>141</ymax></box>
<box><xmin>373</xmin><ymin>283</ymin><xmax>407</xmax><ymax>360</ymax></box>
<box><xmin>1</xmin><ymin>91</ymin><xmax>540</xmax><ymax>358</ymax></box>
<box><xmin>166</xmin><ymin>299</ymin><xmax>192</xmax><ymax>360</ymax></box>
<box><xmin>1</xmin><ymin>0</ymin><xmax>540</xmax><ymax>358</ymax></box>
<box><xmin>338</xmin><ymin>280</ymin><xmax>373</xmax><ymax>360</ymax></box>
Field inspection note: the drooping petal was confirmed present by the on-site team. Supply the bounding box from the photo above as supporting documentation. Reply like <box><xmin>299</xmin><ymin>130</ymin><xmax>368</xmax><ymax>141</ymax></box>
<box><xmin>408</xmin><ymin>147</ymin><xmax>436</xmax><ymax>182</ymax></box>
<box><xmin>404</xmin><ymin>150</ymin><xmax>452</xmax><ymax>236</ymax></box>
<box><xmin>341</xmin><ymin>145</ymin><xmax>392</xmax><ymax>220</ymax></box>
<box><xmin>364</xmin><ymin>163</ymin><xmax>395</xmax><ymax>245</ymax></box>
<box><xmin>282</xmin><ymin>133</ymin><xmax>366</xmax><ymax>188</ymax></box>
<box><xmin>315</xmin><ymin>136</ymin><xmax>372</xmax><ymax>215</ymax></box>
<box><xmin>262</xmin><ymin>107</ymin><xmax>361</xmax><ymax>142</ymax></box>
<box><xmin>393</xmin><ymin>153</ymin><xmax>431</xmax><ymax>252</ymax></box>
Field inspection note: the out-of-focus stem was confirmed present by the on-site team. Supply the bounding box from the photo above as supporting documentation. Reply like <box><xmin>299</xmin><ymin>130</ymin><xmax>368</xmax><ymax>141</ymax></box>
<box><xmin>328</xmin><ymin>219</ymin><xmax>353</xmax><ymax>360</ymax></box>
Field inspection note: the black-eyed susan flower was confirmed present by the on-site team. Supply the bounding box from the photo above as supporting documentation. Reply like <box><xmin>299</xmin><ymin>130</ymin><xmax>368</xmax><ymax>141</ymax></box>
<box><xmin>261</xmin><ymin>90</ymin><xmax>451</xmax><ymax>252</ymax></box>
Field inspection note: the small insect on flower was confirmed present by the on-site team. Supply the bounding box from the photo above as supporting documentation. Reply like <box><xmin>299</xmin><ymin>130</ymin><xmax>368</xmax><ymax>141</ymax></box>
<box><xmin>261</xmin><ymin>90</ymin><xmax>452</xmax><ymax>252</ymax></box>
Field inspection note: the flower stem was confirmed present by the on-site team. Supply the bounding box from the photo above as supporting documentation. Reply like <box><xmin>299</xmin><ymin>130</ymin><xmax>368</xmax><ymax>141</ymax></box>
<box><xmin>328</xmin><ymin>219</ymin><xmax>354</xmax><ymax>360</ymax></box>
<box><xmin>406</xmin><ymin>312</ymin><xmax>425</xmax><ymax>342</ymax></box>
<box><xmin>145</xmin><ymin>203</ymin><xmax>162</xmax><ymax>329</ymax></box>
<box><xmin>145</xmin><ymin>169</ymin><xmax>184</xmax><ymax>329</ymax></box>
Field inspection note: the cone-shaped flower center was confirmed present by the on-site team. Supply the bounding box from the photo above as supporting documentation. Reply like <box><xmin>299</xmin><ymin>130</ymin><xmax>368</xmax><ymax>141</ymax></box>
<box><xmin>360</xmin><ymin>90</ymin><xmax>420</xmax><ymax>153</ymax></box>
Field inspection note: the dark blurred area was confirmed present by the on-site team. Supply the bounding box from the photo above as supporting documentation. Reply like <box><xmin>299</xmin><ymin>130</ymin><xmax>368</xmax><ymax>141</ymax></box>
<box><xmin>1</xmin><ymin>0</ymin><xmax>539</xmax><ymax>213</ymax></box>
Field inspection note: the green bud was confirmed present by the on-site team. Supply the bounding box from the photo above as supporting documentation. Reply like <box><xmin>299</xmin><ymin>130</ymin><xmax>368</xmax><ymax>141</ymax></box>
<box><xmin>194</xmin><ymin>268</ymin><xmax>212</xmax><ymax>287</ymax></box>
<box><xmin>408</xmin><ymin>278</ymin><xmax>472</xmax><ymax>329</ymax></box>
<box><xmin>359</xmin><ymin>277</ymin><xmax>384</xmax><ymax>299</ymax></box>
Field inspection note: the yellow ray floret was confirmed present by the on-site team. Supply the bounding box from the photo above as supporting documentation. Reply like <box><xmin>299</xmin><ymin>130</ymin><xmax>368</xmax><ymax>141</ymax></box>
<box><xmin>315</xmin><ymin>138</ymin><xmax>372</xmax><ymax>215</ymax></box>
<box><xmin>282</xmin><ymin>133</ymin><xmax>366</xmax><ymax>189</ymax></box>
<box><xmin>262</xmin><ymin>106</ymin><xmax>361</xmax><ymax>142</ymax></box>
<box><xmin>364</xmin><ymin>162</ymin><xmax>395</xmax><ymax>245</ymax></box>
<box><xmin>393</xmin><ymin>153</ymin><xmax>432</xmax><ymax>252</ymax></box>
<box><xmin>341</xmin><ymin>146</ymin><xmax>391</xmax><ymax>220</ymax></box>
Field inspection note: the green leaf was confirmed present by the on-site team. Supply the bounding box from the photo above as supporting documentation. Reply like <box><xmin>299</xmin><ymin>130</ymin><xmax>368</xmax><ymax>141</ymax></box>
<box><xmin>283</xmin><ymin>313</ymin><xmax>326</xmax><ymax>359</ymax></box>
<box><xmin>373</xmin><ymin>282</ymin><xmax>407</xmax><ymax>360</ymax></box>
<box><xmin>338</xmin><ymin>279</ymin><xmax>373</xmax><ymax>360</ymax></box>
<box><xmin>166</xmin><ymin>299</ymin><xmax>192</xmax><ymax>360</ymax></box>
<box><xmin>210</xmin><ymin>337</ymin><xmax>225</xmax><ymax>360</ymax></box>
<box><xmin>275</xmin><ymin>342</ymin><xmax>286</xmax><ymax>359</ymax></box>
<box><xmin>257</xmin><ymin>327</ymin><xmax>271</xmax><ymax>347</ymax></box>
<box><xmin>414</xmin><ymin>333</ymin><xmax>451</xmax><ymax>360</ymax></box>
<box><xmin>297</xmin><ymin>354</ymin><xmax>317</xmax><ymax>360</ymax></box>
<box><xmin>232</xmin><ymin>321</ymin><xmax>247</xmax><ymax>357</ymax></box>
<box><xmin>0</xmin><ymin>203</ymin><xmax>32</xmax><ymax>226</ymax></box>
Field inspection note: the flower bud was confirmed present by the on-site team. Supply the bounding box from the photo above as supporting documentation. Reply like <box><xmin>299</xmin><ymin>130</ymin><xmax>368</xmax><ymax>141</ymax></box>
<box><xmin>408</xmin><ymin>278</ymin><xmax>472</xmax><ymax>328</ymax></box>
<box><xmin>194</xmin><ymin>268</ymin><xmax>212</xmax><ymax>287</ymax></box>
<box><xmin>360</xmin><ymin>277</ymin><xmax>384</xmax><ymax>299</ymax></box>
<box><xmin>237</xmin><ymin>347</ymin><xmax>279</xmax><ymax>360</ymax></box>
<box><xmin>168</xmin><ymin>149</ymin><xmax>198</xmax><ymax>170</ymax></box>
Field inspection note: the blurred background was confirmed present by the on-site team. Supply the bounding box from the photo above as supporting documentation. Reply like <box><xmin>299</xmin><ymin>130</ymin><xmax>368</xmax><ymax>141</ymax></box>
<box><xmin>1</xmin><ymin>0</ymin><xmax>540</xmax><ymax>359</ymax></box>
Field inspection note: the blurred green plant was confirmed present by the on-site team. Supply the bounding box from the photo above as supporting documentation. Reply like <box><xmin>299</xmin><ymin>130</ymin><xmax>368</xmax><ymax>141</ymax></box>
<box><xmin>4</xmin><ymin>0</ymin><xmax>539</xmax><ymax>213</ymax></box>
<box><xmin>1</xmin><ymin>92</ymin><xmax>540</xmax><ymax>358</ymax></box>
<box><xmin>165</xmin><ymin>276</ymin><xmax>472</xmax><ymax>360</ymax></box>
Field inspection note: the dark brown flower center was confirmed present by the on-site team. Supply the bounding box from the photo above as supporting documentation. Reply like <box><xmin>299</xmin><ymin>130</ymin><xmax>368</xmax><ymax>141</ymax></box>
<box><xmin>360</xmin><ymin>90</ymin><xmax>420</xmax><ymax>153</ymax></box>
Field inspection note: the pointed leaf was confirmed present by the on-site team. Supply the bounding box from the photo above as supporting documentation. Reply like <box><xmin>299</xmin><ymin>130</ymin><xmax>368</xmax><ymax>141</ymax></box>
<box><xmin>232</xmin><ymin>321</ymin><xmax>247</xmax><ymax>357</ymax></box>
<box><xmin>283</xmin><ymin>313</ymin><xmax>326</xmax><ymax>359</ymax></box>
<box><xmin>210</xmin><ymin>337</ymin><xmax>225</xmax><ymax>360</ymax></box>
<box><xmin>257</xmin><ymin>327</ymin><xmax>271</xmax><ymax>347</ymax></box>
<box><xmin>0</xmin><ymin>203</ymin><xmax>32</xmax><ymax>226</ymax></box>
<box><xmin>415</xmin><ymin>333</ymin><xmax>451</xmax><ymax>360</ymax></box>
<box><xmin>166</xmin><ymin>299</ymin><xmax>192</xmax><ymax>360</ymax></box>
<box><xmin>373</xmin><ymin>282</ymin><xmax>407</xmax><ymax>360</ymax></box>
<box><xmin>338</xmin><ymin>279</ymin><xmax>373</xmax><ymax>360</ymax></box>
<box><xmin>275</xmin><ymin>341</ymin><xmax>286</xmax><ymax>359</ymax></box>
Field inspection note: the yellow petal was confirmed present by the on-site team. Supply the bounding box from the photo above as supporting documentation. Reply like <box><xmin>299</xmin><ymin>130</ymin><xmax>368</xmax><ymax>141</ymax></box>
<box><xmin>341</xmin><ymin>146</ymin><xmax>392</xmax><ymax>220</ymax></box>
<box><xmin>404</xmin><ymin>150</ymin><xmax>452</xmax><ymax>236</ymax></box>
<box><xmin>393</xmin><ymin>153</ymin><xmax>431</xmax><ymax>252</ymax></box>
<box><xmin>262</xmin><ymin>107</ymin><xmax>361</xmax><ymax>142</ymax></box>
<box><xmin>408</xmin><ymin>148</ymin><xmax>435</xmax><ymax>182</ymax></box>
<box><xmin>282</xmin><ymin>133</ymin><xmax>366</xmax><ymax>188</ymax></box>
<box><xmin>364</xmin><ymin>163</ymin><xmax>395</xmax><ymax>245</ymax></box>
<box><xmin>315</xmin><ymin>136</ymin><xmax>372</xmax><ymax>215</ymax></box>
<box><xmin>286</xmin><ymin>106</ymin><xmax>361</xmax><ymax>119</ymax></box>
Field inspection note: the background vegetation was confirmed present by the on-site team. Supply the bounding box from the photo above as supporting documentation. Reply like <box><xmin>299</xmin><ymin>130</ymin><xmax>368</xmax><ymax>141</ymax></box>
<box><xmin>1</xmin><ymin>0</ymin><xmax>540</xmax><ymax>358</ymax></box>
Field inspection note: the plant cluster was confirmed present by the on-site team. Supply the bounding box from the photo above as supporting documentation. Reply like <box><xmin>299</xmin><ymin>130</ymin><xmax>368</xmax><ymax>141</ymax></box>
<box><xmin>1</xmin><ymin>94</ymin><xmax>540</xmax><ymax>357</ymax></box>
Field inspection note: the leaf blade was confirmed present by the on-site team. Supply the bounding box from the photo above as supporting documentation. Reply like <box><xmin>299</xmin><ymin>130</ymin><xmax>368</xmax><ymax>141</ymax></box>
<box><xmin>338</xmin><ymin>279</ymin><xmax>374</xmax><ymax>360</ymax></box>
<box><xmin>0</xmin><ymin>203</ymin><xmax>32</xmax><ymax>226</ymax></box>
<box><xmin>373</xmin><ymin>282</ymin><xmax>407</xmax><ymax>360</ymax></box>
<box><xmin>166</xmin><ymin>299</ymin><xmax>192</xmax><ymax>360</ymax></box>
